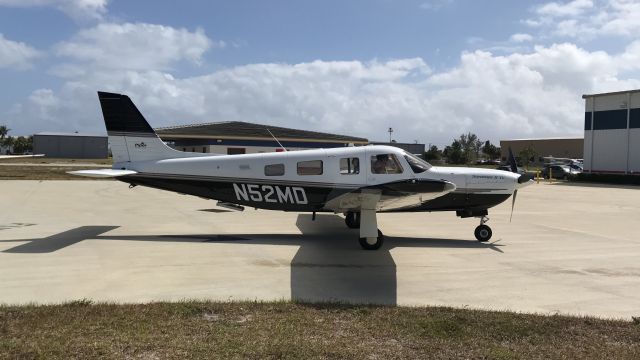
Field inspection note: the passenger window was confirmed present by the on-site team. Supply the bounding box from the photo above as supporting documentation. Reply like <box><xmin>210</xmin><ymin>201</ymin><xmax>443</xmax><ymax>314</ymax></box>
<box><xmin>264</xmin><ymin>163</ymin><xmax>285</xmax><ymax>176</ymax></box>
<box><xmin>371</xmin><ymin>154</ymin><xmax>403</xmax><ymax>174</ymax></box>
<box><xmin>339</xmin><ymin>158</ymin><xmax>360</xmax><ymax>175</ymax></box>
<box><xmin>297</xmin><ymin>160</ymin><xmax>323</xmax><ymax>175</ymax></box>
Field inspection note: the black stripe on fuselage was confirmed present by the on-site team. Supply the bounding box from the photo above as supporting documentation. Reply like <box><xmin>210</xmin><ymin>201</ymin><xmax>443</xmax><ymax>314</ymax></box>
<box><xmin>107</xmin><ymin>131</ymin><xmax>159</xmax><ymax>138</ymax></box>
<box><xmin>119</xmin><ymin>173</ymin><xmax>512</xmax><ymax>213</ymax></box>
<box><xmin>392</xmin><ymin>192</ymin><xmax>511</xmax><ymax>212</ymax></box>
<box><xmin>130</xmin><ymin>172</ymin><xmax>363</xmax><ymax>189</ymax></box>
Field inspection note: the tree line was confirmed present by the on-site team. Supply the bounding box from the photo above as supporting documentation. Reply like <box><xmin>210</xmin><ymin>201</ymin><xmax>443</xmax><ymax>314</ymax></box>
<box><xmin>424</xmin><ymin>132</ymin><xmax>502</xmax><ymax>165</ymax></box>
<box><xmin>0</xmin><ymin>125</ymin><xmax>33</xmax><ymax>154</ymax></box>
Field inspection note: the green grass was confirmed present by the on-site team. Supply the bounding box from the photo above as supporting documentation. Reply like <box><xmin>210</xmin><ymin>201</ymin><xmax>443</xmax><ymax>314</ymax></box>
<box><xmin>1</xmin><ymin>301</ymin><xmax>638</xmax><ymax>359</ymax></box>
<box><xmin>0</xmin><ymin>157</ymin><xmax>113</xmax><ymax>165</ymax></box>
<box><xmin>0</xmin><ymin>158</ymin><xmax>112</xmax><ymax>180</ymax></box>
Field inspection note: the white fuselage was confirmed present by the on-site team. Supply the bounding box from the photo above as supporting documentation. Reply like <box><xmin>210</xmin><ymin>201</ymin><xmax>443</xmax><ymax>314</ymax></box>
<box><xmin>114</xmin><ymin>144</ymin><xmax>521</xmax><ymax>213</ymax></box>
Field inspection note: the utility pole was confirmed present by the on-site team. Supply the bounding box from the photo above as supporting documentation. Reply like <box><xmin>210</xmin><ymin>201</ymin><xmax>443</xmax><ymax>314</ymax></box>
<box><xmin>388</xmin><ymin>127</ymin><xmax>394</xmax><ymax>143</ymax></box>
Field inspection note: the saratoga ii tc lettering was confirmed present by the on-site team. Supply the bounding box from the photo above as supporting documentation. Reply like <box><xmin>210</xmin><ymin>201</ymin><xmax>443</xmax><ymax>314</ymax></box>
<box><xmin>233</xmin><ymin>183</ymin><xmax>308</xmax><ymax>204</ymax></box>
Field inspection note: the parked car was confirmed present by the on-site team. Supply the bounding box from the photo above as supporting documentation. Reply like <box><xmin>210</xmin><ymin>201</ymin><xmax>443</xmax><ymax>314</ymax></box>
<box><xmin>541</xmin><ymin>164</ymin><xmax>580</xmax><ymax>179</ymax></box>
<box><xmin>568</xmin><ymin>163</ymin><xmax>583</xmax><ymax>172</ymax></box>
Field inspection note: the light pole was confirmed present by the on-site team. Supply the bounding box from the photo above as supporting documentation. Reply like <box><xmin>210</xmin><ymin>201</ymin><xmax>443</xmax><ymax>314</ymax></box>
<box><xmin>388</xmin><ymin>127</ymin><xmax>394</xmax><ymax>143</ymax></box>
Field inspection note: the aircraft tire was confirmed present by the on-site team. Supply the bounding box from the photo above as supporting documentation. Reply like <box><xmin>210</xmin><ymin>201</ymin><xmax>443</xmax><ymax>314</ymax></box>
<box><xmin>359</xmin><ymin>230</ymin><xmax>384</xmax><ymax>250</ymax></box>
<box><xmin>345</xmin><ymin>211</ymin><xmax>361</xmax><ymax>229</ymax></box>
<box><xmin>474</xmin><ymin>225</ymin><xmax>492</xmax><ymax>242</ymax></box>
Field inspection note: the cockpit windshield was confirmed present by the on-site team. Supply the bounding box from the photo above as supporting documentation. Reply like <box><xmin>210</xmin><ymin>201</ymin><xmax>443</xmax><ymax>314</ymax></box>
<box><xmin>403</xmin><ymin>152</ymin><xmax>432</xmax><ymax>173</ymax></box>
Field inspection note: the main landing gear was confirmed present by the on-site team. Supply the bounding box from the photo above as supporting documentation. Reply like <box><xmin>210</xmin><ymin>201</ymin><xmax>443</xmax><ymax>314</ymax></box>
<box><xmin>474</xmin><ymin>215</ymin><xmax>492</xmax><ymax>242</ymax></box>
<box><xmin>349</xmin><ymin>209</ymin><xmax>384</xmax><ymax>250</ymax></box>
<box><xmin>350</xmin><ymin>209</ymin><xmax>492</xmax><ymax>249</ymax></box>
<box><xmin>359</xmin><ymin>229</ymin><xmax>384</xmax><ymax>250</ymax></box>
<box><xmin>345</xmin><ymin>211</ymin><xmax>361</xmax><ymax>229</ymax></box>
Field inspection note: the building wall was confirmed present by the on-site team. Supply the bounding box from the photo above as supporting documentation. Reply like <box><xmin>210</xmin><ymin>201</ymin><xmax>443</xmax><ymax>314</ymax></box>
<box><xmin>500</xmin><ymin>138</ymin><xmax>584</xmax><ymax>162</ymax></box>
<box><xmin>167</xmin><ymin>138</ymin><xmax>353</xmax><ymax>155</ymax></box>
<box><xmin>630</xmin><ymin>94</ymin><xmax>640</xmax><ymax>173</ymax></box>
<box><xmin>583</xmin><ymin>90</ymin><xmax>640</xmax><ymax>174</ymax></box>
<box><xmin>370</xmin><ymin>142</ymin><xmax>426</xmax><ymax>155</ymax></box>
<box><xmin>174</xmin><ymin>144</ymin><xmax>311</xmax><ymax>154</ymax></box>
<box><xmin>33</xmin><ymin>135</ymin><xmax>108</xmax><ymax>159</ymax></box>
<box><xmin>630</xmin><ymin>129</ymin><xmax>640</xmax><ymax>173</ymax></box>
<box><xmin>0</xmin><ymin>144</ymin><xmax>13</xmax><ymax>155</ymax></box>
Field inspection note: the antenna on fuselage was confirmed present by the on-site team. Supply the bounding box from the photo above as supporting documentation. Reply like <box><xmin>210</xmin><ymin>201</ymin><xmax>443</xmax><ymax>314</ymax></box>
<box><xmin>266</xmin><ymin>128</ymin><xmax>287</xmax><ymax>152</ymax></box>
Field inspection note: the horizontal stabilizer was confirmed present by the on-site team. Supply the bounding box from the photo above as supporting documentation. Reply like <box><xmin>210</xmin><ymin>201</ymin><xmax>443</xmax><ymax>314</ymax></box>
<box><xmin>67</xmin><ymin>169</ymin><xmax>138</xmax><ymax>178</ymax></box>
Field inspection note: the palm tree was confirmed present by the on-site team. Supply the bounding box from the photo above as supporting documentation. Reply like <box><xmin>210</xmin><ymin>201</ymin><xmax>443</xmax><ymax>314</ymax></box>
<box><xmin>0</xmin><ymin>125</ymin><xmax>10</xmax><ymax>152</ymax></box>
<box><xmin>0</xmin><ymin>125</ymin><xmax>9</xmax><ymax>141</ymax></box>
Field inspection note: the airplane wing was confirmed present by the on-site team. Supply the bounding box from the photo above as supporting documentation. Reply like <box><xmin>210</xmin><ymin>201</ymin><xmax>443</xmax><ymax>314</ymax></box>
<box><xmin>325</xmin><ymin>178</ymin><xmax>456</xmax><ymax>212</ymax></box>
<box><xmin>67</xmin><ymin>169</ymin><xmax>138</xmax><ymax>178</ymax></box>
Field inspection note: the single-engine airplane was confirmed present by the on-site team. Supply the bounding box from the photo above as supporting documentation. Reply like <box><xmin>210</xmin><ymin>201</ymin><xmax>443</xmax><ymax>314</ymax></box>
<box><xmin>71</xmin><ymin>92</ymin><xmax>533</xmax><ymax>250</ymax></box>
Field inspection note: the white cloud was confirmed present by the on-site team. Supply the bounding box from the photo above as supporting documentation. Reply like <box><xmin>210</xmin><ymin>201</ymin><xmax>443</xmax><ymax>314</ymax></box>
<box><xmin>54</xmin><ymin>22</ymin><xmax>216</xmax><ymax>71</ymax></box>
<box><xmin>419</xmin><ymin>0</ymin><xmax>453</xmax><ymax>11</ymax></box>
<box><xmin>535</xmin><ymin>0</ymin><xmax>593</xmax><ymax>17</ymax></box>
<box><xmin>526</xmin><ymin>0</ymin><xmax>640</xmax><ymax>39</ymax></box>
<box><xmin>0</xmin><ymin>0</ymin><xmax>108</xmax><ymax>20</ymax></box>
<box><xmin>0</xmin><ymin>33</ymin><xmax>41</xmax><ymax>70</ymax></box>
<box><xmin>7</xmin><ymin>42</ymin><xmax>640</xmax><ymax>145</ymax></box>
<box><xmin>510</xmin><ymin>33</ymin><xmax>534</xmax><ymax>43</ymax></box>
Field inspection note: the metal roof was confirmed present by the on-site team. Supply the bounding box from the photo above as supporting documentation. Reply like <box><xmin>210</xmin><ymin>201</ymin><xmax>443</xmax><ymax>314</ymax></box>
<box><xmin>500</xmin><ymin>137</ymin><xmax>583</xmax><ymax>141</ymax></box>
<box><xmin>582</xmin><ymin>89</ymin><xmax>640</xmax><ymax>98</ymax></box>
<box><xmin>35</xmin><ymin>132</ymin><xmax>106</xmax><ymax>138</ymax></box>
<box><xmin>155</xmin><ymin>121</ymin><xmax>368</xmax><ymax>143</ymax></box>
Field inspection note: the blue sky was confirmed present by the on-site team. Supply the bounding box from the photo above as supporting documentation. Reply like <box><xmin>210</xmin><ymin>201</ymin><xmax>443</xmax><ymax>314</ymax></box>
<box><xmin>1</xmin><ymin>0</ymin><xmax>640</xmax><ymax>146</ymax></box>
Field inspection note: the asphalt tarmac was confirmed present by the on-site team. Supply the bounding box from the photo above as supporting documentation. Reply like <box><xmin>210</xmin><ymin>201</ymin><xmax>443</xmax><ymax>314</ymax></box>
<box><xmin>1</xmin><ymin>180</ymin><xmax>638</xmax><ymax>319</ymax></box>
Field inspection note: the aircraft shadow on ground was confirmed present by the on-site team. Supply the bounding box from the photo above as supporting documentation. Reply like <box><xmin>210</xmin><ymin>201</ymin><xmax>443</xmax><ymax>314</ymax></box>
<box><xmin>546</xmin><ymin>181</ymin><xmax>640</xmax><ymax>190</ymax></box>
<box><xmin>1</xmin><ymin>214</ymin><xmax>503</xmax><ymax>305</ymax></box>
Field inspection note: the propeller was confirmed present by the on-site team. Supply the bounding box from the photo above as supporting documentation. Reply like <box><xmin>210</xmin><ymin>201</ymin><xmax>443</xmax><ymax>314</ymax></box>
<box><xmin>507</xmin><ymin>147</ymin><xmax>520</xmax><ymax>223</ymax></box>
<box><xmin>510</xmin><ymin>189</ymin><xmax>517</xmax><ymax>223</ymax></box>
<box><xmin>507</xmin><ymin>147</ymin><xmax>518</xmax><ymax>173</ymax></box>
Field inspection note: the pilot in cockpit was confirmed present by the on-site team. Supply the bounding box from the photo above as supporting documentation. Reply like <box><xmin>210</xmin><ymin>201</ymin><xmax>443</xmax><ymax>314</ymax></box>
<box><xmin>373</xmin><ymin>154</ymin><xmax>389</xmax><ymax>174</ymax></box>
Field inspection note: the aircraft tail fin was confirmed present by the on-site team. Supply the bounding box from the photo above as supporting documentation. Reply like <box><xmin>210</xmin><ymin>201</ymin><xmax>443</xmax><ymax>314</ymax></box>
<box><xmin>97</xmin><ymin>91</ymin><xmax>206</xmax><ymax>164</ymax></box>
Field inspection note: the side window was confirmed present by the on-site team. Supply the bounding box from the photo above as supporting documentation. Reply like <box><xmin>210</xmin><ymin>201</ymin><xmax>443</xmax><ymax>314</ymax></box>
<box><xmin>264</xmin><ymin>163</ymin><xmax>285</xmax><ymax>176</ymax></box>
<box><xmin>339</xmin><ymin>158</ymin><xmax>360</xmax><ymax>175</ymax></box>
<box><xmin>371</xmin><ymin>154</ymin><xmax>403</xmax><ymax>174</ymax></box>
<box><xmin>404</xmin><ymin>153</ymin><xmax>431</xmax><ymax>173</ymax></box>
<box><xmin>297</xmin><ymin>160</ymin><xmax>323</xmax><ymax>175</ymax></box>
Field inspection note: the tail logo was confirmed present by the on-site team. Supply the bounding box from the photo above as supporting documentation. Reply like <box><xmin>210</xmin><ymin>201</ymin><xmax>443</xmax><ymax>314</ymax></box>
<box><xmin>134</xmin><ymin>142</ymin><xmax>147</xmax><ymax>149</ymax></box>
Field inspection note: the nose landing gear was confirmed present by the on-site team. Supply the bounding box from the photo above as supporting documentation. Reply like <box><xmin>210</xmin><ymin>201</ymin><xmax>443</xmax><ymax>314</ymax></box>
<box><xmin>474</xmin><ymin>215</ymin><xmax>492</xmax><ymax>242</ymax></box>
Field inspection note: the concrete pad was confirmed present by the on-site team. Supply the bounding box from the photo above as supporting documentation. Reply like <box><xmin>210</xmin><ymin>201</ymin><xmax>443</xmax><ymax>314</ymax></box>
<box><xmin>0</xmin><ymin>180</ymin><xmax>639</xmax><ymax>319</ymax></box>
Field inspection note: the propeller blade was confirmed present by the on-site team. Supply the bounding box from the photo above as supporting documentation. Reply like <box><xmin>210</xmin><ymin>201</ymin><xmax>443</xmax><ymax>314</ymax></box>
<box><xmin>508</xmin><ymin>147</ymin><xmax>518</xmax><ymax>173</ymax></box>
<box><xmin>510</xmin><ymin>189</ymin><xmax>518</xmax><ymax>223</ymax></box>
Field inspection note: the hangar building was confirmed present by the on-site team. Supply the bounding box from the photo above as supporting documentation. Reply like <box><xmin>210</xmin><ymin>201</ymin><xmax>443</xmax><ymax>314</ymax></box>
<box><xmin>500</xmin><ymin>138</ymin><xmax>583</xmax><ymax>163</ymax></box>
<box><xmin>33</xmin><ymin>132</ymin><xmax>108</xmax><ymax>159</ymax></box>
<box><xmin>370</xmin><ymin>141</ymin><xmax>426</xmax><ymax>156</ymax></box>
<box><xmin>583</xmin><ymin>89</ymin><xmax>640</xmax><ymax>174</ymax></box>
<box><xmin>156</xmin><ymin>121</ymin><xmax>368</xmax><ymax>154</ymax></box>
